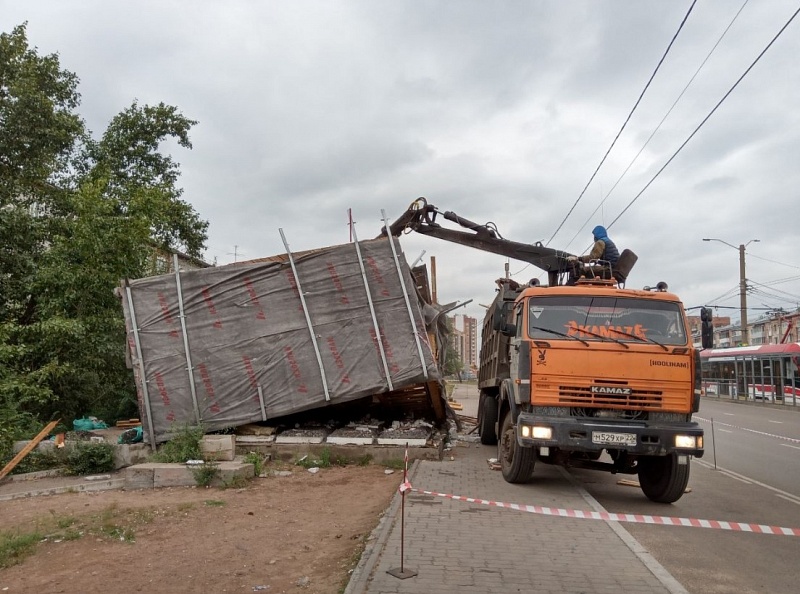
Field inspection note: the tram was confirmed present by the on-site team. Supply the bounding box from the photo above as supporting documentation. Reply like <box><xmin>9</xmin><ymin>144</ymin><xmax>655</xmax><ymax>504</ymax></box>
<box><xmin>700</xmin><ymin>342</ymin><xmax>800</xmax><ymax>405</ymax></box>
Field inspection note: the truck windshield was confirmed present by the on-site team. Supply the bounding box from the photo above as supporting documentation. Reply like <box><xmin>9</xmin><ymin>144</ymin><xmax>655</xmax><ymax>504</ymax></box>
<box><xmin>527</xmin><ymin>296</ymin><xmax>688</xmax><ymax>346</ymax></box>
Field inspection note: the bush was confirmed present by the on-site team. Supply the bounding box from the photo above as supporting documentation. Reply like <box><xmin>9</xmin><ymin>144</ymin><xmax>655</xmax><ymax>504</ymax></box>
<box><xmin>64</xmin><ymin>441</ymin><xmax>115</xmax><ymax>475</ymax></box>
<box><xmin>9</xmin><ymin>448</ymin><xmax>65</xmax><ymax>475</ymax></box>
<box><xmin>191</xmin><ymin>461</ymin><xmax>219</xmax><ymax>487</ymax></box>
<box><xmin>151</xmin><ymin>424</ymin><xmax>204</xmax><ymax>463</ymax></box>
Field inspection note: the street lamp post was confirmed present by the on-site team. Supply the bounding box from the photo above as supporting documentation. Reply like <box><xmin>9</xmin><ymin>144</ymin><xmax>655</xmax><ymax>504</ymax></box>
<box><xmin>703</xmin><ymin>238</ymin><xmax>759</xmax><ymax>345</ymax></box>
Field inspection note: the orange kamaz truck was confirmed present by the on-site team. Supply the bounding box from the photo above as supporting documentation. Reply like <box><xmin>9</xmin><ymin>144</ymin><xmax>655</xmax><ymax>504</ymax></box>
<box><xmin>385</xmin><ymin>199</ymin><xmax>710</xmax><ymax>503</ymax></box>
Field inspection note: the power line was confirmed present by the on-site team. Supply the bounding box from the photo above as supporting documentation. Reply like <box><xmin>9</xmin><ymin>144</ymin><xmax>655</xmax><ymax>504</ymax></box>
<box><xmin>607</xmin><ymin>4</ymin><xmax>800</xmax><ymax>230</ymax></box>
<box><xmin>747</xmin><ymin>252</ymin><xmax>800</xmax><ymax>271</ymax></box>
<box><xmin>545</xmin><ymin>0</ymin><xmax>697</xmax><ymax>247</ymax></box>
<box><xmin>564</xmin><ymin>0</ymin><xmax>750</xmax><ymax>251</ymax></box>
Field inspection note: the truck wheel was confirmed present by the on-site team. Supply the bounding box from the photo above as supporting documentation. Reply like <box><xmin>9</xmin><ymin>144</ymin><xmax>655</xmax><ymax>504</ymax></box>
<box><xmin>637</xmin><ymin>454</ymin><xmax>690</xmax><ymax>503</ymax></box>
<box><xmin>498</xmin><ymin>412</ymin><xmax>536</xmax><ymax>483</ymax></box>
<box><xmin>479</xmin><ymin>393</ymin><xmax>498</xmax><ymax>445</ymax></box>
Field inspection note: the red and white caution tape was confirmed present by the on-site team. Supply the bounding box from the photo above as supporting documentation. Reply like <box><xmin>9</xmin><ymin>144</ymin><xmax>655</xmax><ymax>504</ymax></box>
<box><xmin>410</xmin><ymin>488</ymin><xmax>800</xmax><ymax>536</ymax></box>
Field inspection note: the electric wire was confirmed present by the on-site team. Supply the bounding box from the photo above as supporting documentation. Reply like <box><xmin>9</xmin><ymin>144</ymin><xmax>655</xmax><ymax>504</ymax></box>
<box><xmin>564</xmin><ymin>0</ymin><xmax>750</xmax><ymax>251</ymax></box>
<box><xmin>607</xmin><ymin>4</ymin><xmax>800</xmax><ymax>230</ymax></box>
<box><xmin>747</xmin><ymin>252</ymin><xmax>800</xmax><ymax>270</ymax></box>
<box><xmin>545</xmin><ymin>0</ymin><xmax>697</xmax><ymax>247</ymax></box>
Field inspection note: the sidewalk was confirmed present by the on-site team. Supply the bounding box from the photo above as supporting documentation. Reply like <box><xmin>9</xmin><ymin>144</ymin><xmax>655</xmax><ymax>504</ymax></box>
<box><xmin>347</xmin><ymin>385</ymin><xmax>686</xmax><ymax>594</ymax></box>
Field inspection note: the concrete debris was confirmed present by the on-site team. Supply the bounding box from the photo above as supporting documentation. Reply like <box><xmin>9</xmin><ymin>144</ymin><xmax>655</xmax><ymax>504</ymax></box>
<box><xmin>296</xmin><ymin>576</ymin><xmax>310</xmax><ymax>588</ymax></box>
<box><xmin>307</xmin><ymin>467</ymin><xmax>320</xmax><ymax>474</ymax></box>
<box><xmin>384</xmin><ymin>469</ymin><xmax>395</xmax><ymax>475</ymax></box>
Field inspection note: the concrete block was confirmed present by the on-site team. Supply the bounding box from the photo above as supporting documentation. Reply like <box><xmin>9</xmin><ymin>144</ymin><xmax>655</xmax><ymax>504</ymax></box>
<box><xmin>200</xmin><ymin>434</ymin><xmax>235</xmax><ymax>461</ymax></box>
<box><xmin>124</xmin><ymin>465</ymin><xmax>155</xmax><ymax>490</ymax></box>
<box><xmin>113</xmin><ymin>443</ymin><xmax>151</xmax><ymax>469</ymax></box>
<box><xmin>154</xmin><ymin>464</ymin><xmax>196</xmax><ymax>488</ymax></box>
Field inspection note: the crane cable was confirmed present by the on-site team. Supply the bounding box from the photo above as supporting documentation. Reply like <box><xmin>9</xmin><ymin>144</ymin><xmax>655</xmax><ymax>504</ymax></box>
<box><xmin>545</xmin><ymin>0</ymin><xmax>698</xmax><ymax>247</ymax></box>
<box><xmin>607</xmin><ymin>4</ymin><xmax>800</xmax><ymax>231</ymax></box>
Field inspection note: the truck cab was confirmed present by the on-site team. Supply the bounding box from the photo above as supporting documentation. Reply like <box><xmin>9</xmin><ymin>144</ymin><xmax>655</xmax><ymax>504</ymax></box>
<box><xmin>479</xmin><ymin>277</ymin><xmax>704</xmax><ymax>503</ymax></box>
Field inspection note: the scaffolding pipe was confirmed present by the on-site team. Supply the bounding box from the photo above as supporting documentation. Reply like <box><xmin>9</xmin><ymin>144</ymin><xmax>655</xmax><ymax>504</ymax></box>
<box><xmin>257</xmin><ymin>385</ymin><xmax>267</xmax><ymax>421</ymax></box>
<box><xmin>381</xmin><ymin>210</ymin><xmax>429</xmax><ymax>379</ymax></box>
<box><xmin>125</xmin><ymin>285</ymin><xmax>157</xmax><ymax>449</ymax></box>
<box><xmin>173</xmin><ymin>254</ymin><xmax>201</xmax><ymax>423</ymax></box>
<box><xmin>352</xmin><ymin>222</ymin><xmax>394</xmax><ymax>391</ymax></box>
<box><xmin>279</xmin><ymin>228</ymin><xmax>332</xmax><ymax>401</ymax></box>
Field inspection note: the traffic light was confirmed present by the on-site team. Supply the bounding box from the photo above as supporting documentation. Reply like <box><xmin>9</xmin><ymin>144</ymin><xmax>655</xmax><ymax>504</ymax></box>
<box><xmin>700</xmin><ymin>307</ymin><xmax>713</xmax><ymax>348</ymax></box>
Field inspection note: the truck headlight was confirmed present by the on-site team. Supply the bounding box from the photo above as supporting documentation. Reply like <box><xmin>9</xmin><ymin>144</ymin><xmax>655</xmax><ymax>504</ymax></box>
<box><xmin>675</xmin><ymin>435</ymin><xmax>699</xmax><ymax>449</ymax></box>
<box><xmin>532</xmin><ymin>426</ymin><xmax>552</xmax><ymax>440</ymax></box>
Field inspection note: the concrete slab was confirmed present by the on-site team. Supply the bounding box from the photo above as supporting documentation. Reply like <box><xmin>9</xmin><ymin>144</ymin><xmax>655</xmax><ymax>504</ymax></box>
<box><xmin>200</xmin><ymin>434</ymin><xmax>235</xmax><ymax>461</ymax></box>
<box><xmin>123</xmin><ymin>460</ymin><xmax>256</xmax><ymax>489</ymax></box>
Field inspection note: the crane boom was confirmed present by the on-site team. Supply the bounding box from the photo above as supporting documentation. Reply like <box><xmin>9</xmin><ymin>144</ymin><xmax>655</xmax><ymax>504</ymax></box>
<box><xmin>380</xmin><ymin>198</ymin><xmax>575</xmax><ymax>286</ymax></box>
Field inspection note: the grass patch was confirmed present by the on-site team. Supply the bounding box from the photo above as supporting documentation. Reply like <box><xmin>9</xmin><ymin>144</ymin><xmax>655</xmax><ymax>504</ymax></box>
<box><xmin>357</xmin><ymin>453</ymin><xmax>373</xmax><ymax>466</ymax></box>
<box><xmin>0</xmin><ymin>504</ymin><xmax>161</xmax><ymax>567</ymax></box>
<box><xmin>204</xmin><ymin>499</ymin><xmax>225</xmax><ymax>507</ymax></box>
<box><xmin>243</xmin><ymin>451</ymin><xmax>264</xmax><ymax>476</ymax></box>
<box><xmin>383</xmin><ymin>457</ymin><xmax>406</xmax><ymax>470</ymax></box>
<box><xmin>295</xmin><ymin>447</ymin><xmax>349</xmax><ymax>469</ymax></box>
<box><xmin>0</xmin><ymin>531</ymin><xmax>42</xmax><ymax>569</ymax></box>
<box><xmin>221</xmin><ymin>475</ymin><xmax>250</xmax><ymax>489</ymax></box>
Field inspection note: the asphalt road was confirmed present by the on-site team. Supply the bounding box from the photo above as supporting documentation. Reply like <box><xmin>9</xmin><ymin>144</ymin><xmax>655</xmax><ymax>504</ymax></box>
<box><xmin>450</xmin><ymin>384</ymin><xmax>800</xmax><ymax>593</ymax></box>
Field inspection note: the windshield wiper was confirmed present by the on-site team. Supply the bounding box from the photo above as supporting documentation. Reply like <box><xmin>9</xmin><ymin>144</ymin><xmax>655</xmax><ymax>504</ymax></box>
<box><xmin>609</xmin><ymin>328</ymin><xmax>669</xmax><ymax>351</ymax></box>
<box><xmin>530</xmin><ymin>326</ymin><xmax>589</xmax><ymax>347</ymax></box>
<box><xmin>573</xmin><ymin>326</ymin><xmax>630</xmax><ymax>349</ymax></box>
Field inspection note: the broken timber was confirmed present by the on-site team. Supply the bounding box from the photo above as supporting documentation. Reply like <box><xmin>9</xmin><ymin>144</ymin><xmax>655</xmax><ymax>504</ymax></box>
<box><xmin>0</xmin><ymin>419</ymin><xmax>60</xmax><ymax>481</ymax></box>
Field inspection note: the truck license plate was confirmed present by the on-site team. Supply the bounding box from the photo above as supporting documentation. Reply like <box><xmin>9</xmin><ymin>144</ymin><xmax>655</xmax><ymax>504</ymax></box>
<box><xmin>591</xmin><ymin>432</ymin><xmax>636</xmax><ymax>446</ymax></box>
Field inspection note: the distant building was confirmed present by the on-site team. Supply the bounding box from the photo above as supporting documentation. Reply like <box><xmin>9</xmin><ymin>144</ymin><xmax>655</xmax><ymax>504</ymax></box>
<box><xmin>451</xmin><ymin>314</ymin><xmax>479</xmax><ymax>373</ymax></box>
<box><xmin>690</xmin><ymin>308</ymin><xmax>800</xmax><ymax>348</ymax></box>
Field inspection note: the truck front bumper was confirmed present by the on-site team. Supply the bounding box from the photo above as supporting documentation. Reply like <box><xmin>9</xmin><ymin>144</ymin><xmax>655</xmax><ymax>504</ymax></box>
<box><xmin>515</xmin><ymin>412</ymin><xmax>704</xmax><ymax>458</ymax></box>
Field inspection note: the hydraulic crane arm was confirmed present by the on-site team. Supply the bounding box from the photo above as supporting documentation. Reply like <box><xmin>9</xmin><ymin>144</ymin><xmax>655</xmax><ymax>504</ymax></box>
<box><xmin>381</xmin><ymin>198</ymin><xmax>575</xmax><ymax>286</ymax></box>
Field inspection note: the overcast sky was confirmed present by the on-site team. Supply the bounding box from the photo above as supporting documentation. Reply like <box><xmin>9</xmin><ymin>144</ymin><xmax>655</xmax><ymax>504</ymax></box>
<box><xmin>4</xmin><ymin>1</ymin><xmax>800</xmax><ymax>326</ymax></box>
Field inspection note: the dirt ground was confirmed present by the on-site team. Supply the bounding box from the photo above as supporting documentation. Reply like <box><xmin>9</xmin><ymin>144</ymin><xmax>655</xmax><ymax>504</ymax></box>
<box><xmin>0</xmin><ymin>464</ymin><xmax>399</xmax><ymax>594</ymax></box>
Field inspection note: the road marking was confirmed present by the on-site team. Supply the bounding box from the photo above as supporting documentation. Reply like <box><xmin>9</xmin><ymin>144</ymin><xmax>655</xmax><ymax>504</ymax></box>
<box><xmin>724</xmin><ymin>413</ymin><xmax>735</xmax><ymax>416</ymax></box>
<box><xmin>776</xmin><ymin>494</ymin><xmax>800</xmax><ymax>506</ymax></box>
<box><xmin>693</xmin><ymin>459</ymin><xmax>800</xmax><ymax>503</ymax></box>
<box><xmin>717</xmin><ymin>428</ymin><xmax>733</xmax><ymax>433</ymax></box>
<box><xmin>695</xmin><ymin>416</ymin><xmax>800</xmax><ymax>444</ymax></box>
<box><xmin>781</xmin><ymin>444</ymin><xmax>800</xmax><ymax>451</ymax></box>
<box><xmin>409</xmin><ymin>488</ymin><xmax>800</xmax><ymax>536</ymax></box>
<box><xmin>720</xmin><ymin>471</ymin><xmax>752</xmax><ymax>484</ymax></box>
<box><xmin>768</xmin><ymin>420</ymin><xmax>783</xmax><ymax>424</ymax></box>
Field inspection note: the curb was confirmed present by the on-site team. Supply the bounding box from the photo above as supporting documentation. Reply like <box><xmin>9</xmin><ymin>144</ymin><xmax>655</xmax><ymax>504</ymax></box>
<box><xmin>0</xmin><ymin>478</ymin><xmax>125</xmax><ymax>502</ymax></box>
<box><xmin>344</xmin><ymin>459</ymin><xmax>420</xmax><ymax>594</ymax></box>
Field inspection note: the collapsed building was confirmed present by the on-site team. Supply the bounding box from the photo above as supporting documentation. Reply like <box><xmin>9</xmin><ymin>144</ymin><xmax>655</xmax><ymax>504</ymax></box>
<box><xmin>119</xmin><ymin>235</ymin><xmax>452</xmax><ymax>448</ymax></box>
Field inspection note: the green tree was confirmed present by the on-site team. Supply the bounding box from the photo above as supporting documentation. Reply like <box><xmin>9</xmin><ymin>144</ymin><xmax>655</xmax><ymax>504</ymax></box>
<box><xmin>0</xmin><ymin>23</ymin><xmax>208</xmax><ymax>439</ymax></box>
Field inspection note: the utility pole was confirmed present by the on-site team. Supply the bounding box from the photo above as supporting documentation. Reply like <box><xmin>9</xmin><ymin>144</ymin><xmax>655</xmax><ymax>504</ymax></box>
<box><xmin>703</xmin><ymin>238</ymin><xmax>759</xmax><ymax>346</ymax></box>
<box><xmin>738</xmin><ymin>243</ymin><xmax>748</xmax><ymax>346</ymax></box>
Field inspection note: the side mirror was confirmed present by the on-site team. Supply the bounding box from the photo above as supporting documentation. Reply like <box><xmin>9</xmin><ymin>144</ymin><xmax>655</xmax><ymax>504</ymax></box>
<box><xmin>700</xmin><ymin>307</ymin><xmax>714</xmax><ymax>349</ymax></box>
<box><xmin>492</xmin><ymin>301</ymin><xmax>516</xmax><ymax>336</ymax></box>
